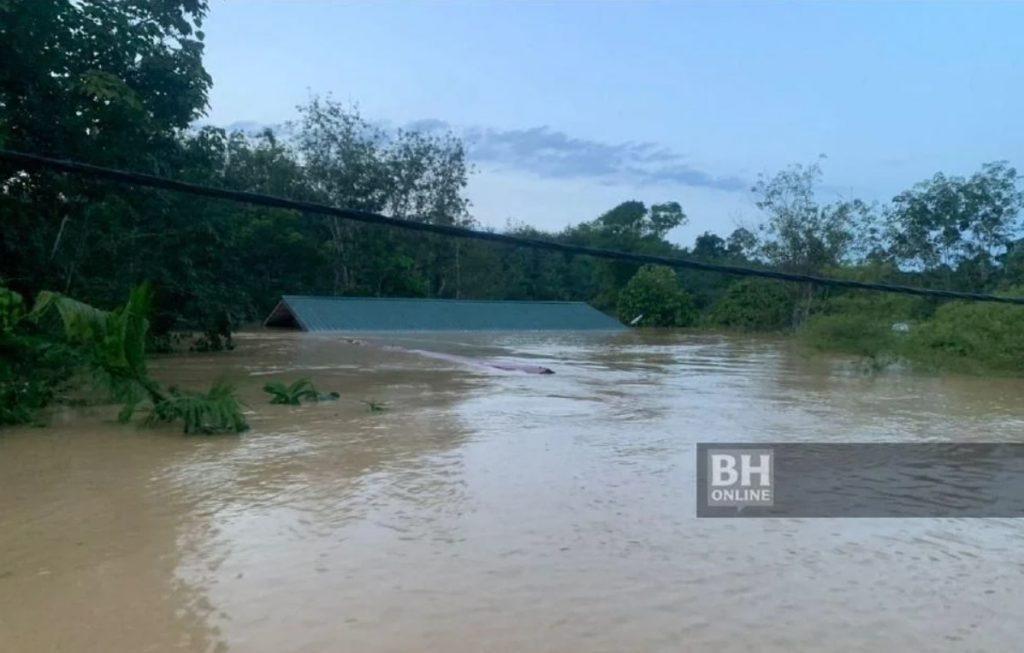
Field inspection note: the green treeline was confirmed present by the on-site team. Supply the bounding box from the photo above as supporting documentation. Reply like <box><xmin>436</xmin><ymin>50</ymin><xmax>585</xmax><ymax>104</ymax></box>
<box><xmin>3</xmin><ymin>0</ymin><xmax>1024</xmax><ymax>408</ymax></box>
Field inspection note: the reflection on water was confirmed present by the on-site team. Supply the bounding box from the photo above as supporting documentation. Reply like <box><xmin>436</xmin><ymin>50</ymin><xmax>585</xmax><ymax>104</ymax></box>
<box><xmin>2</xmin><ymin>330</ymin><xmax>1024</xmax><ymax>652</ymax></box>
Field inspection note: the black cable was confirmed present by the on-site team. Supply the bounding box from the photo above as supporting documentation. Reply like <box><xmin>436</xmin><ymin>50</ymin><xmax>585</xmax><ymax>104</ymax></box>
<box><xmin>2</xmin><ymin>148</ymin><xmax>1023</xmax><ymax>306</ymax></box>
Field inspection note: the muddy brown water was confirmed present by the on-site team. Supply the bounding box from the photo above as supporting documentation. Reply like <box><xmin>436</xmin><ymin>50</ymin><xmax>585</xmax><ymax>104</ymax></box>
<box><xmin>2</xmin><ymin>330</ymin><xmax>1024</xmax><ymax>652</ymax></box>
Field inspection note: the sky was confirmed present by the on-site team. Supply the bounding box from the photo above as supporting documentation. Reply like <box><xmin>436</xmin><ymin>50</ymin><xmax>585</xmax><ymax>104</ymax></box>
<box><xmin>200</xmin><ymin>1</ymin><xmax>1024</xmax><ymax>244</ymax></box>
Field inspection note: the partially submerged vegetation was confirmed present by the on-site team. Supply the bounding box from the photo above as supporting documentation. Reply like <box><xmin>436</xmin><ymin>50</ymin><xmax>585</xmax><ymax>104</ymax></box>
<box><xmin>0</xmin><ymin>282</ymin><xmax>248</xmax><ymax>432</ymax></box>
<box><xmin>263</xmin><ymin>378</ymin><xmax>339</xmax><ymax>405</ymax></box>
<box><xmin>362</xmin><ymin>400</ymin><xmax>389</xmax><ymax>413</ymax></box>
<box><xmin>148</xmin><ymin>381</ymin><xmax>248</xmax><ymax>435</ymax></box>
<box><xmin>617</xmin><ymin>266</ymin><xmax>698</xmax><ymax>327</ymax></box>
<box><xmin>706</xmin><ymin>279</ymin><xmax>795</xmax><ymax>332</ymax></box>
<box><xmin>262</xmin><ymin>378</ymin><xmax>387</xmax><ymax>414</ymax></box>
<box><xmin>799</xmin><ymin>291</ymin><xmax>1024</xmax><ymax>375</ymax></box>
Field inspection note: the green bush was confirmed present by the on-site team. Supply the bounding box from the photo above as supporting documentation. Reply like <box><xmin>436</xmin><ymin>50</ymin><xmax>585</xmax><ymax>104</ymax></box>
<box><xmin>707</xmin><ymin>279</ymin><xmax>795</xmax><ymax>331</ymax></box>
<box><xmin>617</xmin><ymin>265</ymin><xmax>698</xmax><ymax>327</ymax></box>
<box><xmin>794</xmin><ymin>290</ymin><xmax>928</xmax><ymax>359</ymax></box>
<box><xmin>902</xmin><ymin>300</ymin><xmax>1024</xmax><ymax>373</ymax></box>
<box><xmin>798</xmin><ymin>286</ymin><xmax>1024</xmax><ymax>374</ymax></box>
<box><xmin>799</xmin><ymin>312</ymin><xmax>898</xmax><ymax>359</ymax></box>
<box><xmin>816</xmin><ymin>289</ymin><xmax>930</xmax><ymax>322</ymax></box>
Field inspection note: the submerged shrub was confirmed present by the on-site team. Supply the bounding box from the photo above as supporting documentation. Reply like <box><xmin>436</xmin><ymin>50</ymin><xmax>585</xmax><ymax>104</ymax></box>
<box><xmin>617</xmin><ymin>265</ymin><xmax>698</xmax><ymax>327</ymax></box>
<box><xmin>708</xmin><ymin>279</ymin><xmax>795</xmax><ymax>331</ymax></box>
<box><xmin>794</xmin><ymin>289</ymin><xmax>926</xmax><ymax>361</ymax></box>
<box><xmin>817</xmin><ymin>289</ymin><xmax>930</xmax><ymax>322</ymax></box>
<box><xmin>799</xmin><ymin>312</ymin><xmax>899</xmax><ymax>359</ymax></box>
<box><xmin>798</xmin><ymin>285</ymin><xmax>1024</xmax><ymax>375</ymax></box>
<box><xmin>902</xmin><ymin>299</ymin><xmax>1024</xmax><ymax>373</ymax></box>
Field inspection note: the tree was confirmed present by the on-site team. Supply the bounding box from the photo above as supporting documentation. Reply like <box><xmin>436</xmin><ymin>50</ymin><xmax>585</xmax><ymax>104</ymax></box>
<box><xmin>886</xmin><ymin>162</ymin><xmax>1023</xmax><ymax>282</ymax></box>
<box><xmin>692</xmin><ymin>232</ymin><xmax>728</xmax><ymax>259</ymax></box>
<box><xmin>0</xmin><ymin>0</ymin><xmax>210</xmax><ymax>161</ymax></box>
<box><xmin>752</xmin><ymin>161</ymin><xmax>868</xmax><ymax>274</ymax></box>
<box><xmin>295</xmin><ymin>97</ymin><xmax>472</xmax><ymax>296</ymax></box>
<box><xmin>593</xmin><ymin>200</ymin><xmax>686</xmax><ymax>239</ymax></box>
<box><xmin>752</xmin><ymin>160</ymin><xmax>877</xmax><ymax>322</ymax></box>
<box><xmin>726</xmin><ymin>227</ymin><xmax>758</xmax><ymax>259</ymax></box>
<box><xmin>565</xmin><ymin>201</ymin><xmax>688</xmax><ymax>309</ymax></box>
<box><xmin>616</xmin><ymin>265</ymin><xmax>697</xmax><ymax>327</ymax></box>
<box><xmin>0</xmin><ymin>0</ymin><xmax>212</xmax><ymax>320</ymax></box>
<box><xmin>647</xmin><ymin>202</ymin><xmax>687</xmax><ymax>238</ymax></box>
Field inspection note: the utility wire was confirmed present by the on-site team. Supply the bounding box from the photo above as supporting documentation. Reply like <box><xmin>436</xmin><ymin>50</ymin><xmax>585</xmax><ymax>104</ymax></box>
<box><xmin>2</xmin><ymin>148</ymin><xmax>1024</xmax><ymax>306</ymax></box>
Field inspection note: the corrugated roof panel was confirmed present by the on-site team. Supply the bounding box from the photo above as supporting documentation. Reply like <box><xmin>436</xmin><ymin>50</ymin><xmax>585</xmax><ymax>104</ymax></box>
<box><xmin>265</xmin><ymin>296</ymin><xmax>624</xmax><ymax>331</ymax></box>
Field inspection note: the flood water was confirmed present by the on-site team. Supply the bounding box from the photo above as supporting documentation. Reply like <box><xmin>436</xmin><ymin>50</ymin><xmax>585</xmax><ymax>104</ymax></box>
<box><xmin>2</xmin><ymin>330</ymin><xmax>1024</xmax><ymax>652</ymax></box>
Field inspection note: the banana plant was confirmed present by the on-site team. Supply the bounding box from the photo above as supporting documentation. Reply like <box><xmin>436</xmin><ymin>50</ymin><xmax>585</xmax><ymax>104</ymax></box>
<box><xmin>263</xmin><ymin>378</ymin><xmax>339</xmax><ymax>405</ymax></box>
<box><xmin>30</xmin><ymin>283</ymin><xmax>163</xmax><ymax>419</ymax></box>
<box><xmin>26</xmin><ymin>283</ymin><xmax>247</xmax><ymax>433</ymax></box>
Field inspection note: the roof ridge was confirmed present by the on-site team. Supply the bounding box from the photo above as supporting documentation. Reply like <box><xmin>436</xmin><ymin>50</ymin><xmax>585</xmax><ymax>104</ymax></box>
<box><xmin>270</xmin><ymin>295</ymin><xmax>625</xmax><ymax>331</ymax></box>
<box><xmin>282</xmin><ymin>295</ymin><xmax>588</xmax><ymax>305</ymax></box>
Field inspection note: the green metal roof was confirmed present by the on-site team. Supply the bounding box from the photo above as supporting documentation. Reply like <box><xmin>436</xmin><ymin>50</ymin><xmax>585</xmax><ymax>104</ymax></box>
<box><xmin>264</xmin><ymin>296</ymin><xmax>624</xmax><ymax>331</ymax></box>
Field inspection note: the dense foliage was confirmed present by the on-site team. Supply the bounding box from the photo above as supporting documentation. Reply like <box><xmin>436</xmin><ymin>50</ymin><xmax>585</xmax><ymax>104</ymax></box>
<box><xmin>707</xmin><ymin>279</ymin><xmax>795</xmax><ymax>331</ymax></box>
<box><xmin>0</xmin><ymin>285</ymin><xmax>77</xmax><ymax>424</ymax></box>
<box><xmin>903</xmin><ymin>298</ymin><xmax>1024</xmax><ymax>373</ymax></box>
<box><xmin>616</xmin><ymin>266</ymin><xmax>697</xmax><ymax>327</ymax></box>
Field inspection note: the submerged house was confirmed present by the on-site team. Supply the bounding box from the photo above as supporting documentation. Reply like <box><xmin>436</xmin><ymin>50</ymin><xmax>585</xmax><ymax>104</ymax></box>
<box><xmin>264</xmin><ymin>296</ymin><xmax>624</xmax><ymax>332</ymax></box>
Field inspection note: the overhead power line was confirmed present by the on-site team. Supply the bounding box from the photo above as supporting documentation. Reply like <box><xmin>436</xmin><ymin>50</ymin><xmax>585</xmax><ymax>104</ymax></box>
<box><xmin>2</xmin><ymin>148</ymin><xmax>1023</xmax><ymax>306</ymax></box>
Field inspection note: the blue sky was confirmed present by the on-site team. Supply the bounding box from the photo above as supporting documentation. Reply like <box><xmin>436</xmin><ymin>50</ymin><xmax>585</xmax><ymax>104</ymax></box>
<box><xmin>201</xmin><ymin>1</ymin><xmax>1024</xmax><ymax>244</ymax></box>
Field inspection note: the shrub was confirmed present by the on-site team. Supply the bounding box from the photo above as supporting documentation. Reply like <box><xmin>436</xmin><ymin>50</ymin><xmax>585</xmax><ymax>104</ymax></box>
<box><xmin>708</xmin><ymin>279</ymin><xmax>795</xmax><ymax>331</ymax></box>
<box><xmin>794</xmin><ymin>289</ymin><xmax>929</xmax><ymax>359</ymax></box>
<box><xmin>617</xmin><ymin>265</ymin><xmax>698</xmax><ymax>327</ymax></box>
<box><xmin>902</xmin><ymin>300</ymin><xmax>1024</xmax><ymax>373</ymax></box>
<box><xmin>799</xmin><ymin>312</ymin><xmax>899</xmax><ymax>359</ymax></box>
<box><xmin>816</xmin><ymin>289</ymin><xmax>930</xmax><ymax>322</ymax></box>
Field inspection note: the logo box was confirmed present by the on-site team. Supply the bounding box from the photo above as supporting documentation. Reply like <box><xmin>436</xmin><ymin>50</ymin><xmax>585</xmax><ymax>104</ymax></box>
<box><xmin>697</xmin><ymin>443</ymin><xmax>1024</xmax><ymax>518</ymax></box>
<box><xmin>703</xmin><ymin>446</ymin><xmax>774</xmax><ymax>508</ymax></box>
